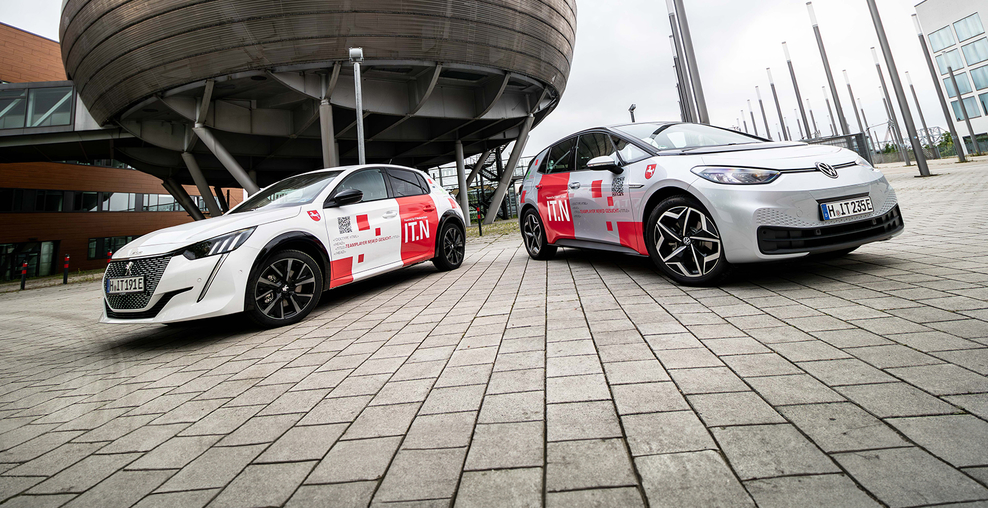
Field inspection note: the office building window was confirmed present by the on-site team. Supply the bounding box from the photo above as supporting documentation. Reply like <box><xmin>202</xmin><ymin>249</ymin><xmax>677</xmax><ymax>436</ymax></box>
<box><xmin>944</xmin><ymin>72</ymin><xmax>974</xmax><ymax>97</ymax></box>
<box><xmin>35</xmin><ymin>190</ymin><xmax>63</xmax><ymax>212</ymax></box>
<box><xmin>952</xmin><ymin>96</ymin><xmax>982</xmax><ymax>120</ymax></box>
<box><xmin>929</xmin><ymin>26</ymin><xmax>956</xmax><ymax>52</ymax></box>
<box><xmin>963</xmin><ymin>38</ymin><xmax>988</xmax><ymax>66</ymax></box>
<box><xmin>0</xmin><ymin>89</ymin><xmax>27</xmax><ymax>129</ymax></box>
<box><xmin>26</xmin><ymin>87</ymin><xmax>73</xmax><ymax>128</ymax></box>
<box><xmin>955</xmin><ymin>13</ymin><xmax>985</xmax><ymax>42</ymax></box>
<box><xmin>104</xmin><ymin>192</ymin><xmax>141</xmax><ymax>212</ymax></box>
<box><xmin>936</xmin><ymin>49</ymin><xmax>966</xmax><ymax>75</ymax></box>
<box><xmin>0</xmin><ymin>188</ymin><xmax>204</xmax><ymax>213</ymax></box>
<box><xmin>979</xmin><ymin>92</ymin><xmax>988</xmax><ymax>117</ymax></box>
<box><xmin>972</xmin><ymin>65</ymin><xmax>988</xmax><ymax>90</ymax></box>
<box><xmin>88</xmin><ymin>236</ymin><xmax>137</xmax><ymax>259</ymax></box>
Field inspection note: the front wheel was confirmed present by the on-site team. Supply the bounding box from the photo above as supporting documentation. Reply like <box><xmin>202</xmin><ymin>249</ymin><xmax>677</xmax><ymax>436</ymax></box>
<box><xmin>645</xmin><ymin>196</ymin><xmax>730</xmax><ymax>286</ymax></box>
<box><xmin>433</xmin><ymin>220</ymin><xmax>465</xmax><ymax>271</ymax></box>
<box><xmin>247</xmin><ymin>249</ymin><xmax>323</xmax><ymax>327</ymax></box>
<box><xmin>521</xmin><ymin>208</ymin><xmax>556</xmax><ymax>260</ymax></box>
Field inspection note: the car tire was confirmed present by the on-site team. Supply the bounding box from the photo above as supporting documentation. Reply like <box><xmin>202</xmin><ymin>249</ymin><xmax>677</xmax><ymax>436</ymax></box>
<box><xmin>645</xmin><ymin>195</ymin><xmax>730</xmax><ymax>286</ymax></box>
<box><xmin>521</xmin><ymin>208</ymin><xmax>557</xmax><ymax>260</ymax></box>
<box><xmin>433</xmin><ymin>220</ymin><xmax>466</xmax><ymax>271</ymax></box>
<box><xmin>246</xmin><ymin>249</ymin><xmax>323</xmax><ymax>328</ymax></box>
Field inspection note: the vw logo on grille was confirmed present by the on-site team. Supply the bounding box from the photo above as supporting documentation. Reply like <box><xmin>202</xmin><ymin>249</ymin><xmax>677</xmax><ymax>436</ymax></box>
<box><xmin>816</xmin><ymin>162</ymin><xmax>839</xmax><ymax>179</ymax></box>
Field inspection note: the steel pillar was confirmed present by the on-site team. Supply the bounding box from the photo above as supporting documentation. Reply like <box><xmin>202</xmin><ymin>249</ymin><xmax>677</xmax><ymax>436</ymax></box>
<box><xmin>767</xmin><ymin>69</ymin><xmax>788</xmax><ymax>140</ymax></box>
<box><xmin>350</xmin><ymin>48</ymin><xmax>367</xmax><ymax>165</ymax></box>
<box><xmin>949</xmin><ymin>67</ymin><xmax>983</xmax><ymax>155</ymax></box>
<box><xmin>163</xmin><ymin>179</ymin><xmax>205</xmax><ymax>221</ymax></box>
<box><xmin>670</xmin><ymin>0</ymin><xmax>708</xmax><ymax>123</ymax></box>
<box><xmin>455</xmin><ymin>141</ymin><xmax>470</xmax><ymax>227</ymax></box>
<box><xmin>756</xmin><ymin>87</ymin><xmax>772</xmax><ymax>140</ymax></box>
<box><xmin>844</xmin><ymin>71</ymin><xmax>866</xmax><ymax>136</ymax></box>
<box><xmin>466</xmin><ymin>149</ymin><xmax>492</xmax><ymax>187</ymax></box>
<box><xmin>214</xmin><ymin>186</ymin><xmax>229</xmax><ymax>212</ymax></box>
<box><xmin>748</xmin><ymin>101</ymin><xmax>759</xmax><ymax>137</ymax></box>
<box><xmin>875</xmin><ymin>56</ymin><xmax>910</xmax><ymax>165</ymax></box>
<box><xmin>193</xmin><ymin>125</ymin><xmax>260</xmax><ymax>194</ymax></box>
<box><xmin>181</xmin><ymin>152</ymin><xmax>222</xmax><ymax>217</ymax></box>
<box><xmin>808</xmin><ymin>2</ymin><xmax>850</xmax><ymax>135</ymax></box>
<box><xmin>905</xmin><ymin>72</ymin><xmax>932</xmax><ymax>147</ymax></box>
<box><xmin>485</xmin><ymin>115</ymin><xmax>534</xmax><ymax>225</ymax></box>
<box><xmin>807</xmin><ymin>100</ymin><xmax>819</xmax><ymax>138</ymax></box>
<box><xmin>784</xmin><ymin>42</ymin><xmax>812</xmax><ymax>141</ymax></box>
<box><xmin>319</xmin><ymin>100</ymin><xmax>339</xmax><ymax>168</ymax></box>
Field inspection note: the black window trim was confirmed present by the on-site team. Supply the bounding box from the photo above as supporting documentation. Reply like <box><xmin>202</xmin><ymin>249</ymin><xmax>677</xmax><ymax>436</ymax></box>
<box><xmin>384</xmin><ymin>167</ymin><xmax>429</xmax><ymax>197</ymax></box>
<box><xmin>330</xmin><ymin>167</ymin><xmax>394</xmax><ymax>203</ymax></box>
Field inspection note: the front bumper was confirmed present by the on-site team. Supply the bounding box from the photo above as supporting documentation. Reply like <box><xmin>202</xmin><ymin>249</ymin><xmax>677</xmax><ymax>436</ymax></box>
<box><xmin>687</xmin><ymin>167</ymin><xmax>902</xmax><ymax>264</ymax></box>
<box><xmin>100</xmin><ymin>246</ymin><xmax>257</xmax><ymax>324</ymax></box>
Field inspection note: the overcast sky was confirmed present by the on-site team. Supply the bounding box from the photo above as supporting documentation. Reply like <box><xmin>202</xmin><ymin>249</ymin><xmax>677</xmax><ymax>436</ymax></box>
<box><xmin>0</xmin><ymin>0</ymin><xmax>950</xmax><ymax>158</ymax></box>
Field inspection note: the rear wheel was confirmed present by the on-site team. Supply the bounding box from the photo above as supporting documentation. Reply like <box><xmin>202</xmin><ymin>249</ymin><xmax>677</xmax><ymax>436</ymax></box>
<box><xmin>247</xmin><ymin>249</ymin><xmax>323</xmax><ymax>327</ymax></box>
<box><xmin>433</xmin><ymin>220</ymin><xmax>465</xmax><ymax>271</ymax></box>
<box><xmin>521</xmin><ymin>208</ymin><xmax>556</xmax><ymax>260</ymax></box>
<box><xmin>645</xmin><ymin>196</ymin><xmax>730</xmax><ymax>286</ymax></box>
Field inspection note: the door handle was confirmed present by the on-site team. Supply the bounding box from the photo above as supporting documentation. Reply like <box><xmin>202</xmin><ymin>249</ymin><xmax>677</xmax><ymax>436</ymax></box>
<box><xmin>383</xmin><ymin>210</ymin><xmax>398</xmax><ymax>219</ymax></box>
<box><xmin>568</xmin><ymin>182</ymin><xmax>581</xmax><ymax>189</ymax></box>
<box><xmin>535</xmin><ymin>184</ymin><xmax>543</xmax><ymax>190</ymax></box>
<box><xmin>423</xmin><ymin>205</ymin><xmax>435</xmax><ymax>212</ymax></box>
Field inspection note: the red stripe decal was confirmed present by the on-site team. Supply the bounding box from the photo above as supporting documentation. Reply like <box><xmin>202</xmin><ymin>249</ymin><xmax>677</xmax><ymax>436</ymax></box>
<box><xmin>606</xmin><ymin>221</ymin><xmax>613</xmax><ymax>232</ymax></box>
<box><xmin>617</xmin><ymin>221</ymin><xmax>648</xmax><ymax>255</ymax></box>
<box><xmin>330</xmin><ymin>257</ymin><xmax>353</xmax><ymax>288</ymax></box>
<box><xmin>607</xmin><ymin>196</ymin><xmax>614</xmax><ymax>207</ymax></box>
<box><xmin>397</xmin><ymin>196</ymin><xmax>440</xmax><ymax>266</ymax></box>
<box><xmin>591</xmin><ymin>180</ymin><xmax>602</xmax><ymax>198</ymax></box>
<box><xmin>356</xmin><ymin>214</ymin><xmax>370</xmax><ymax>231</ymax></box>
<box><xmin>520</xmin><ymin>190</ymin><xmax>526</xmax><ymax>203</ymax></box>
<box><xmin>358</xmin><ymin>254</ymin><xmax>364</xmax><ymax>263</ymax></box>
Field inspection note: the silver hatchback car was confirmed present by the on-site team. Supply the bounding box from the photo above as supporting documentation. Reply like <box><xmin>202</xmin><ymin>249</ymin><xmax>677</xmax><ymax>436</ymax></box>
<box><xmin>517</xmin><ymin>122</ymin><xmax>903</xmax><ymax>285</ymax></box>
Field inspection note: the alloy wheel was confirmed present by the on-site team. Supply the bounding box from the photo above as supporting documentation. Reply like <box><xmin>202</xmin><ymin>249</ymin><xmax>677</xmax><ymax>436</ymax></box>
<box><xmin>443</xmin><ymin>226</ymin><xmax>465</xmax><ymax>265</ymax></box>
<box><xmin>523</xmin><ymin>214</ymin><xmax>543</xmax><ymax>255</ymax></box>
<box><xmin>254</xmin><ymin>257</ymin><xmax>317</xmax><ymax>320</ymax></box>
<box><xmin>654</xmin><ymin>206</ymin><xmax>722</xmax><ymax>278</ymax></box>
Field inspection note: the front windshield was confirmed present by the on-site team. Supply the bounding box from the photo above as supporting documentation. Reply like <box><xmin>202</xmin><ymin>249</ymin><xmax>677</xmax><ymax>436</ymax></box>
<box><xmin>231</xmin><ymin>171</ymin><xmax>342</xmax><ymax>213</ymax></box>
<box><xmin>614</xmin><ymin>123</ymin><xmax>762</xmax><ymax>152</ymax></box>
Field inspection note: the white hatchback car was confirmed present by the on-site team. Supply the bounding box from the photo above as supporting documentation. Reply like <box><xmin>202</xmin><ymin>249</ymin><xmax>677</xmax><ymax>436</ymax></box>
<box><xmin>518</xmin><ymin>122</ymin><xmax>903</xmax><ymax>285</ymax></box>
<box><xmin>101</xmin><ymin>165</ymin><xmax>466</xmax><ymax>327</ymax></box>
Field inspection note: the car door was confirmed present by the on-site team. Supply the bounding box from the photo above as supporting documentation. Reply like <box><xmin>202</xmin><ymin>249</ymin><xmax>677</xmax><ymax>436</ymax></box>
<box><xmin>536</xmin><ymin>137</ymin><xmax>577</xmax><ymax>244</ymax></box>
<box><xmin>322</xmin><ymin>168</ymin><xmax>401</xmax><ymax>287</ymax></box>
<box><xmin>567</xmin><ymin>132</ymin><xmax>638</xmax><ymax>249</ymax></box>
<box><xmin>387</xmin><ymin>168</ymin><xmax>440</xmax><ymax>266</ymax></box>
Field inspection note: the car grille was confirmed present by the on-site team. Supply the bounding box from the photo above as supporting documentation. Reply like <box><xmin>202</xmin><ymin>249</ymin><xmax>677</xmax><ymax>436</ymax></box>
<box><xmin>754</xmin><ymin>187</ymin><xmax>898</xmax><ymax>229</ymax></box>
<box><xmin>104</xmin><ymin>255</ymin><xmax>173</xmax><ymax>310</ymax></box>
<box><xmin>757</xmin><ymin>205</ymin><xmax>903</xmax><ymax>255</ymax></box>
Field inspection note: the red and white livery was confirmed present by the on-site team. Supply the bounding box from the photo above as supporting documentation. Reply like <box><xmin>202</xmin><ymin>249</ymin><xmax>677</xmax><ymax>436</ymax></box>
<box><xmin>100</xmin><ymin>165</ymin><xmax>466</xmax><ymax>327</ymax></box>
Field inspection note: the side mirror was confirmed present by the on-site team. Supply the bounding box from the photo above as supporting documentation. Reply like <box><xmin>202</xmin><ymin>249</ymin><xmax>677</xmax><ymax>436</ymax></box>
<box><xmin>587</xmin><ymin>155</ymin><xmax>623</xmax><ymax>174</ymax></box>
<box><xmin>324</xmin><ymin>188</ymin><xmax>363</xmax><ymax>208</ymax></box>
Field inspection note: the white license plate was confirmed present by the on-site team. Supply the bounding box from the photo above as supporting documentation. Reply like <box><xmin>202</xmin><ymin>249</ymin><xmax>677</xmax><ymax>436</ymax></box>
<box><xmin>106</xmin><ymin>276</ymin><xmax>144</xmax><ymax>294</ymax></box>
<box><xmin>820</xmin><ymin>196</ymin><xmax>874</xmax><ymax>221</ymax></box>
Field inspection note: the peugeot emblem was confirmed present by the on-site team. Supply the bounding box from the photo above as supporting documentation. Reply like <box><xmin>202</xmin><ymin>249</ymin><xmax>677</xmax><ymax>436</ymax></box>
<box><xmin>816</xmin><ymin>162</ymin><xmax>839</xmax><ymax>179</ymax></box>
<box><xmin>124</xmin><ymin>262</ymin><xmax>133</xmax><ymax>277</ymax></box>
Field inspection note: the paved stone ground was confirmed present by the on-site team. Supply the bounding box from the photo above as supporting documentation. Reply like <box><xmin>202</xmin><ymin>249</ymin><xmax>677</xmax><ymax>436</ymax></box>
<box><xmin>1</xmin><ymin>158</ymin><xmax>988</xmax><ymax>508</ymax></box>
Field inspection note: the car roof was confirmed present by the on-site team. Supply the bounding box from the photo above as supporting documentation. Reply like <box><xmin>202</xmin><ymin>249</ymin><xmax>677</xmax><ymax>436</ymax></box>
<box><xmin>537</xmin><ymin>121</ymin><xmax>681</xmax><ymax>151</ymax></box>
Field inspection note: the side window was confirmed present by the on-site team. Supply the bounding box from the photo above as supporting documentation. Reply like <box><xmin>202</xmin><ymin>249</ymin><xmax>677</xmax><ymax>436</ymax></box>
<box><xmin>575</xmin><ymin>133</ymin><xmax>617</xmax><ymax>171</ymax></box>
<box><xmin>335</xmin><ymin>169</ymin><xmax>389</xmax><ymax>202</ymax></box>
<box><xmin>388</xmin><ymin>168</ymin><xmax>428</xmax><ymax>197</ymax></box>
<box><xmin>546</xmin><ymin>137</ymin><xmax>576</xmax><ymax>173</ymax></box>
<box><xmin>612</xmin><ymin>135</ymin><xmax>651</xmax><ymax>164</ymax></box>
<box><xmin>532</xmin><ymin>148</ymin><xmax>550</xmax><ymax>174</ymax></box>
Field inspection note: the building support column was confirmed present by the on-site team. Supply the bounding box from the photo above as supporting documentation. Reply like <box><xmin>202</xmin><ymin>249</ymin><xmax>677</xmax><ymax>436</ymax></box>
<box><xmin>466</xmin><ymin>149</ymin><xmax>492</xmax><ymax>187</ymax></box>
<box><xmin>455</xmin><ymin>140</ymin><xmax>470</xmax><ymax>227</ymax></box>
<box><xmin>214</xmin><ymin>186</ymin><xmax>229</xmax><ymax>212</ymax></box>
<box><xmin>193</xmin><ymin>124</ymin><xmax>260</xmax><ymax>194</ymax></box>
<box><xmin>319</xmin><ymin>100</ymin><xmax>339</xmax><ymax>168</ymax></box>
<box><xmin>181</xmin><ymin>152</ymin><xmax>222</xmax><ymax>217</ymax></box>
<box><xmin>485</xmin><ymin>114</ymin><xmax>534</xmax><ymax>225</ymax></box>
<box><xmin>162</xmin><ymin>179</ymin><xmax>205</xmax><ymax>221</ymax></box>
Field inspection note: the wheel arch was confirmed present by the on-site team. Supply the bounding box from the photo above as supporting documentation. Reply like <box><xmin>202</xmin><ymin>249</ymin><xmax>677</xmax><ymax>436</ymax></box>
<box><xmin>639</xmin><ymin>184</ymin><xmax>703</xmax><ymax>227</ymax></box>
<box><xmin>434</xmin><ymin>210</ymin><xmax>465</xmax><ymax>258</ymax></box>
<box><xmin>248</xmin><ymin>232</ymin><xmax>332</xmax><ymax>310</ymax></box>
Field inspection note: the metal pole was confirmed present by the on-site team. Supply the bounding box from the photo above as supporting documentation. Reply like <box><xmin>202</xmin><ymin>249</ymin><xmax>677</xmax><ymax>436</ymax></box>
<box><xmin>748</xmin><ymin>100</ymin><xmax>759</xmax><ymax>137</ymax></box>
<box><xmin>63</xmin><ymin>255</ymin><xmax>69</xmax><ymax>284</ymax></box>
<box><xmin>795</xmin><ymin>110</ymin><xmax>804</xmax><ymax>139</ymax></box>
<box><xmin>164</xmin><ymin>178</ymin><xmax>207</xmax><ymax>221</ymax></box>
<box><xmin>192</xmin><ymin>125</ymin><xmax>260</xmax><ymax>194</ymax></box>
<box><xmin>767</xmin><ymin>69</ymin><xmax>789</xmax><ymax>140</ymax></box>
<box><xmin>905</xmin><ymin>72</ymin><xmax>932</xmax><ymax>149</ymax></box>
<box><xmin>807</xmin><ymin>2</ymin><xmax>849</xmax><ymax>135</ymax></box>
<box><xmin>843</xmin><ymin>71</ymin><xmax>865</xmax><ymax>135</ymax></box>
<box><xmin>20</xmin><ymin>261</ymin><xmax>26</xmax><ymax>290</ymax></box>
<box><xmin>914</xmin><ymin>14</ymin><xmax>965</xmax><ymax>163</ymax></box>
<box><xmin>671</xmin><ymin>0</ymin><xmax>709</xmax><ymax>123</ymax></box>
<box><xmin>872</xmin><ymin>50</ymin><xmax>911</xmax><ymax>166</ymax></box>
<box><xmin>181</xmin><ymin>152</ymin><xmax>222</xmax><ymax>217</ymax></box>
<box><xmin>466</xmin><ymin>149</ymin><xmax>492</xmax><ymax>187</ymax></box>
<box><xmin>350</xmin><ymin>48</ymin><xmax>367</xmax><ymax>165</ymax></box>
<box><xmin>629</xmin><ymin>104</ymin><xmax>637</xmax><ymax>123</ymax></box>
<box><xmin>455</xmin><ymin>140</ymin><xmax>470</xmax><ymax>227</ymax></box>
<box><xmin>756</xmin><ymin>87</ymin><xmax>772</xmax><ymax>140</ymax></box>
<box><xmin>783</xmin><ymin>42</ymin><xmax>811</xmax><ymax>140</ymax></box>
<box><xmin>860</xmin><ymin>100</ymin><xmax>878</xmax><ymax>153</ymax></box>
<box><xmin>742</xmin><ymin>110</ymin><xmax>749</xmax><ymax>133</ymax></box>
<box><xmin>485</xmin><ymin>114</ymin><xmax>534</xmax><ymax>225</ymax></box>
<box><xmin>882</xmin><ymin>95</ymin><xmax>907</xmax><ymax>163</ymax></box>
<box><xmin>823</xmin><ymin>87</ymin><xmax>838</xmax><ymax>136</ymax></box>
<box><xmin>948</xmin><ymin>67</ymin><xmax>982</xmax><ymax>155</ymax></box>
<box><xmin>807</xmin><ymin>99</ymin><xmax>819</xmax><ymax>138</ymax></box>
<box><xmin>866</xmin><ymin>3</ymin><xmax>929</xmax><ymax>176</ymax></box>
<box><xmin>668</xmin><ymin>11</ymin><xmax>696</xmax><ymax>123</ymax></box>
<box><xmin>319</xmin><ymin>100</ymin><xmax>338</xmax><ymax>168</ymax></box>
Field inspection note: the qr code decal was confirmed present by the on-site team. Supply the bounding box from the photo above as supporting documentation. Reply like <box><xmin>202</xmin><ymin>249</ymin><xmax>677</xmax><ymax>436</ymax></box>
<box><xmin>338</xmin><ymin>216</ymin><xmax>352</xmax><ymax>234</ymax></box>
<box><xmin>611</xmin><ymin>176</ymin><xmax>625</xmax><ymax>196</ymax></box>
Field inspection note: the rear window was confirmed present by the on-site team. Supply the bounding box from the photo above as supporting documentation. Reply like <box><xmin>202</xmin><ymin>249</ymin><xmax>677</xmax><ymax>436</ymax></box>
<box><xmin>389</xmin><ymin>168</ymin><xmax>429</xmax><ymax>197</ymax></box>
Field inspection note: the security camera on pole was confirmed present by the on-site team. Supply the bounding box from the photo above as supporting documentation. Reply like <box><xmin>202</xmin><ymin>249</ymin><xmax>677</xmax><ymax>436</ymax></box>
<box><xmin>865</xmin><ymin>0</ymin><xmax>929</xmax><ymax>176</ymax></box>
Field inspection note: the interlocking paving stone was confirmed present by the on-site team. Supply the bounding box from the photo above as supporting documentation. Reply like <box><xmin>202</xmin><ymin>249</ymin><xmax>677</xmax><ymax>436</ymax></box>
<box><xmin>3</xmin><ymin>161</ymin><xmax>988</xmax><ymax>506</ymax></box>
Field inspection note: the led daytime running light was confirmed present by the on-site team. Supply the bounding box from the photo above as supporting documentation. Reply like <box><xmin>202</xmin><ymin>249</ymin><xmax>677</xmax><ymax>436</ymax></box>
<box><xmin>691</xmin><ymin>166</ymin><xmax>780</xmax><ymax>185</ymax></box>
<box><xmin>184</xmin><ymin>227</ymin><xmax>255</xmax><ymax>260</ymax></box>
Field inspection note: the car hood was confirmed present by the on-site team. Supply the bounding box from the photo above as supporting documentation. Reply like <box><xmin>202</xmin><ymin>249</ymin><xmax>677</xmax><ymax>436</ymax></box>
<box><xmin>115</xmin><ymin>207</ymin><xmax>301</xmax><ymax>258</ymax></box>
<box><xmin>697</xmin><ymin>144</ymin><xmax>852</xmax><ymax>171</ymax></box>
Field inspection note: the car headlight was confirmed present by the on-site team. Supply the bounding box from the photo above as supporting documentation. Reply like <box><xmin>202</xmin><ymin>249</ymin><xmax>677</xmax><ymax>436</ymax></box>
<box><xmin>691</xmin><ymin>166</ymin><xmax>780</xmax><ymax>185</ymax></box>
<box><xmin>854</xmin><ymin>156</ymin><xmax>880</xmax><ymax>172</ymax></box>
<box><xmin>183</xmin><ymin>227</ymin><xmax>255</xmax><ymax>260</ymax></box>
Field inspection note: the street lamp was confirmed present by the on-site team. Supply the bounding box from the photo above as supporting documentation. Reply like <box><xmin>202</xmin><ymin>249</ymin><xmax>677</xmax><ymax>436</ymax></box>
<box><xmin>629</xmin><ymin>104</ymin><xmax>637</xmax><ymax>123</ymax></box>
